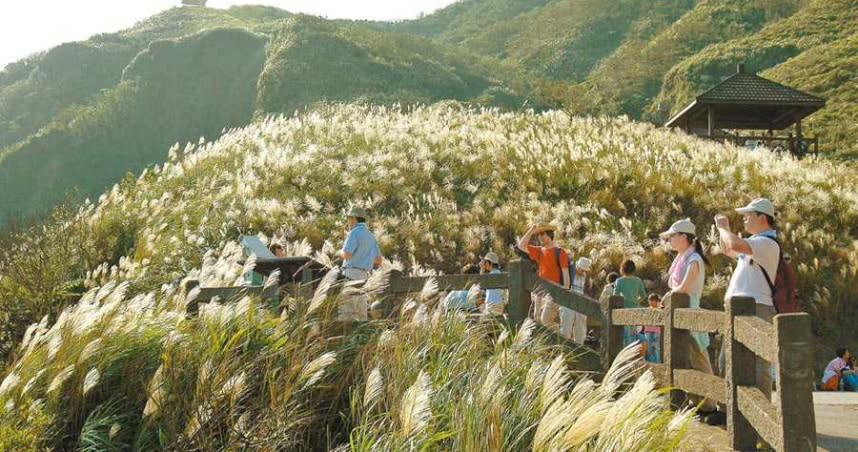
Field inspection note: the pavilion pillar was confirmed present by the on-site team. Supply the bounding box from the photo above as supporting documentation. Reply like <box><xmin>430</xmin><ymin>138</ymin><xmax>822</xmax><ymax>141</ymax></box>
<box><xmin>707</xmin><ymin>106</ymin><xmax>715</xmax><ymax>138</ymax></box>
<box><xmin>795</xmin><ymin>117</ymin><xmax>804</xmax><ymax>156</ymax></box>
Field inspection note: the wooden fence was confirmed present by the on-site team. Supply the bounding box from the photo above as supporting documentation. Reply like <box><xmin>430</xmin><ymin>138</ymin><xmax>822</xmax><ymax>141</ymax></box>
<box><xmin>186</xmin><ymin>258</ymin><xmax>816</xmax><ymax>451</ymax></box>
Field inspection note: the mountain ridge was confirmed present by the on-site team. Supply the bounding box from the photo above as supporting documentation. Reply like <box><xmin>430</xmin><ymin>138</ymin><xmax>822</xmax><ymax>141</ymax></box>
<box><xmin>1</xmin><ymin>0</ymin><xmax>856</xmax><ymax>224</ymax></box>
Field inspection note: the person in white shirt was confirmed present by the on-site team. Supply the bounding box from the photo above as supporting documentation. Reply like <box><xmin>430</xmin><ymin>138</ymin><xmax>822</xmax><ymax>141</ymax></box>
<box><xmin>714</xmin><ymin>198</ymin><xmax>780</xmax><ymax>424</ymax></box>
<box><xmin>563</xmin><ymin>257</ymin><xmax>591</xmax><ymax>344</ymax></box>
<box><xmin>717</xmin><ymin>198</ymin><xmax>780</xmax><ymax>313</ymax></box>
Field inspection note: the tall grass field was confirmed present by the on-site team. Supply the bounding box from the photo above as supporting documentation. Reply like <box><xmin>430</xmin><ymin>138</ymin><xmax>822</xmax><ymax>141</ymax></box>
<box><xmin>1</xmin><ymin>103</ymin><xmax>856</xmax><ymax>449</ymax></box>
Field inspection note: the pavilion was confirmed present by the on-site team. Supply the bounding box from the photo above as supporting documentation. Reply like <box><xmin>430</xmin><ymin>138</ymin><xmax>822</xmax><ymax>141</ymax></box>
<box><xmin>665</xmin><ymin>63</ymin><xmax>825</xmax><ymax>156</ymax></box>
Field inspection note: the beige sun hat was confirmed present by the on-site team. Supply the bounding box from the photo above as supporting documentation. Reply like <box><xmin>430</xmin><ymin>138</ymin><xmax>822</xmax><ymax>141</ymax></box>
<box><xmin>735</xmin><ymin>198</ymin><xmax>775</xmax><ymax>217</ymax></box>
<box><xmin>576</xmin><ymin>257</ymin><xmax>592</xmax><ymax>272</ymax></box>
<box><xmin>483</xmin><ymin>251</ymin><xmax>500</xmax><ymax>265</ymax></box>
<box><xmin>659</xmin><ymin>218</ymin><xmax>696</xmax><ymax>238</ymax></box>
<box><xmin>346</xmin><ymin>205</ymin><xmax>369</xmax><ymax>218</ymax></box>
<box><xmin>532</xmin><ymin>224</ymin><xmax>557</xmax><ymax>234</ymax></box>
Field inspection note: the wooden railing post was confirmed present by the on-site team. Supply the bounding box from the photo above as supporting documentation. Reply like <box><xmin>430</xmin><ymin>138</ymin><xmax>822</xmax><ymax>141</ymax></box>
<box><xmin>774</xmin><ymin>313</ymin><xmax>817</xmax><ymax>452</ymax></box>
<box><xmin>600</xmin><ymin>295</ymin><xmax>624</xmax><ymax>370</ymax></box>
<box><xmin>506</xmin><ymin>260</ymin><xmax>531</xmax><ymax>327</ymax></box>
<box><xmin>301</xmin><ymin>267</ymin><xmax>314</xmax><ymax>284</ymax></box>
<box><xmin>663</xmin><ymin>292</ymin><xmax>688</xmax><ymax>408</ymax></box>
<box><xmin>726</xmin><ymin>296</ymin><xmax>758</xmax><ymax>450</ymax></box>
<box><xmin>182</xmin><ymin>279</ymin><xmax>201</xmax><ymax>315</ymax></box>
<box><xmin>261</xmin><ymin>282</ymin><xmax>279</xmax><ymax>305</ymax></box>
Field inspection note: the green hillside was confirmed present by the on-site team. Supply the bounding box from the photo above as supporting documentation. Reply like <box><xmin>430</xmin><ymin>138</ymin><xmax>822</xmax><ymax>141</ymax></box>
<box><xmin>0</xmin><ymin>6</ymin><xmax>533</xmax><ymax>224</ymax></box>
<box><xmin>0</xmin><ymin>28</ymin><xmax>268</xmax><ymax>224</ymax></box>
<box><xmin>0</xmin><ymin>7</ymin><xmax>273</xmax><ymax>150</ymax></box>
<box><xmin>2</xmin><ymin>0</ymin><xmax>858</xmax><ymax>224</ymax></box>
<box><xmin>256</xmin><ymin>16</ymin><xmax>526</xmax><ymax>115</ymax></box>
<box><xmin>394</xmin><ymin>0</ymin><xmax>855</xmax><ymax>157</ymax></box>
<box><xmin>649</xmin><ymin>0</ymin><xmax>858</xmax><ymax>158</ymax></box>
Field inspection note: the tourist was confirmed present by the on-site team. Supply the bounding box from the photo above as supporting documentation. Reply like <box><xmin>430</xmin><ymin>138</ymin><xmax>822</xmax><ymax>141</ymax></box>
<box><xmin>517</xmin><ymin>224</ymin><xmax>571</xmax><ymax>331</ymax></box>
<box><xmin>662</xmin><ymin>219</ymin><xmax>711</xmax><ymax>353</ymax></box>
<box><xmin>846</xmin><ymin>356</ymin><xmax>858</xmax><ymax>391</ymax></box>
<box><xmin>443</xmin><ymin>264</ymin><xmax>480</xmax><ymax>312</ymax></box>
<box><xmin>600</xmin><ymin>272</ymin><xmax>620</xmax><ymax>301</ymax></box>
<box><xmin>660</xmin><ymin>218</ymin><xmax>718</xmax><ymax>414</ymax></box>
<box><xmin>479</xmin><ymin>251</ymin><xmax>505</xmax><ymax>315</ymax></box>
<box><xmin>821</xmin><ymin>348</ymin><xmax>852</xmax><ymax>391</ymax></box>
<box><xmin>339</xmin><ymin>205</ymin><xmax>382</xmax><ymax>321</ymax></box>
<box><xmin>644</xmin><ymin>293</ymin><xmax>662</xmax><ymax>363</ymax></box>
<box><xmin>564</xmin><ymin>257</ymin><xmax>592</xmax><ymax>344</ymax></box>
<box><xmin>270</xmin><ymin>242</ymin><xmax>285</xmax><ymax>257</ymax></box>
<box><xmin>715</xmin><ymin>198</ymin><xmax>779</xmax><ymax>398</ymax></box>
<box><xmin>613</xmin><ymin>259</ymin><xmax>647</xmax><ymax>346</ymax></box>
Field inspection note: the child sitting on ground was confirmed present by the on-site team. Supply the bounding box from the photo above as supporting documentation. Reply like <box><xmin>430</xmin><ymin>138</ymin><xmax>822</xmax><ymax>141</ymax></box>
<box><xmin>643</xmin><ymin>293</ymin><xmax>663</xmax><ymax>363</ymax></box>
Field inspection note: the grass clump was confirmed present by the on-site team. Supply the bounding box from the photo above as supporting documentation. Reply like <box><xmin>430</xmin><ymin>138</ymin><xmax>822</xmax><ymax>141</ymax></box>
<box><xmin>0</xmin><ymin>262</ymin><xmax>693</xmax><ymax>450</ymax></box>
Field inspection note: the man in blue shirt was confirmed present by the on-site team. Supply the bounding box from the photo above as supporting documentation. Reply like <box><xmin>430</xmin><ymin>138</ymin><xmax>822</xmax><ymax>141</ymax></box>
<box><xmin>338</xmin><ymin>205</ymin><xmax>382</xmax><ymax>321</ymax></box>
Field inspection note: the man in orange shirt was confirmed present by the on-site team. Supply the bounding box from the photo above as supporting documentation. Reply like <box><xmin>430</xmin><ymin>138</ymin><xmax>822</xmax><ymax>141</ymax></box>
<box><xmin>517</xmin><ymin>224</ymin><xmax>571</xmax><ymax>331</ymax></box>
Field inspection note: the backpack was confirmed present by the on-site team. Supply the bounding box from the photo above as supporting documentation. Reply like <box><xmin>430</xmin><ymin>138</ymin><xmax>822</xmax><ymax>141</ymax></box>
<box><xmin>553</xmin><ymin>247</ymin><xmax>573</xmax><ymax>288</ymax></box>
<box><xmin>752</xmin><ymin>236</ymin><xmax>800</xmax><ymax>313</ymax></box>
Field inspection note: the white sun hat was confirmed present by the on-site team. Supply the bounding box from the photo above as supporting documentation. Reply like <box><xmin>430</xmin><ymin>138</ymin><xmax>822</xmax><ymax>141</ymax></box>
<box><xmin>735</xmin><ymin>198</ymin><xmax>775</xmax><ymax>217</ymax></box>
<box><xmin>483</xmin><ymin>251</ymin><xmax>500</xmax><ymax>265</ymax></box>
<box><xmin>659</xmin><ymin>218</ymin><xmax>697</xmax><ymax>238</ymax></box>
<box><xmin>576</xmin><ymin>257</ymin><xmax>592</xmax><ymax>272</ymax></box>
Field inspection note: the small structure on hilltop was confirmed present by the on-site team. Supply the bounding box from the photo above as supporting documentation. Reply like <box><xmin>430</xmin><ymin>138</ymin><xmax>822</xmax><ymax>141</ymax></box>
<box><xmin>665</xmin><ymin>63</ymin><xmax>825</xmax><ymax>157</ymax></box>
<box><xmin>182</xmin><ymin>0</ymin><xmax>207</xmax><ymax>7</ymax></box>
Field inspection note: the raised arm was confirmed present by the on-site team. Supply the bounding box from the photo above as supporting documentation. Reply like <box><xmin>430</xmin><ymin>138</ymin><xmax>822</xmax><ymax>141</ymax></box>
<box><xmin>517</xmin><ymin>224</ymin><xmax>537</xmax><ymax>253</ymax></box>
<box><xmin>715</xmin><ymin>214</ymin><xmax>751</xmax><ymax>257</ymax></box>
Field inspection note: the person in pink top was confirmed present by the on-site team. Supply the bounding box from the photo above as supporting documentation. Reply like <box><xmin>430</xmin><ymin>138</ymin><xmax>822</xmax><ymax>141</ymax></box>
<box><xmin>660</xmin><ymin>218</ymin><xmax>717</xmax><ymax>415</ymax></box>
<box><xmin>643</xmin><ymin>293</ymin><xmax>662</xmax><ymax>363</ymax></box>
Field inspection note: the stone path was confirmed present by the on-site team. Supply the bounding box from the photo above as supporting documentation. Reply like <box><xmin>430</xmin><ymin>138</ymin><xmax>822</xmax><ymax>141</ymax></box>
<box><xmin>685</xmin><ymin>392</ymin><xmax>858</xmax><ymax>451</ymax></box>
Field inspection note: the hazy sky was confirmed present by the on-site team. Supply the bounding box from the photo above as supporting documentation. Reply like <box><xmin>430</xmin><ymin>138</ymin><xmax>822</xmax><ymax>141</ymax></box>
<box><xmin>0</xmin><ymin>0</ymin><xmax>458</xmax><ymax>69</ymax></box>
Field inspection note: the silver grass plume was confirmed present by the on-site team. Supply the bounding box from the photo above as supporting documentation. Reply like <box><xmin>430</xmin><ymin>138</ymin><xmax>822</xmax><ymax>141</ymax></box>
<box><xmin>600</xmin><ymin>341</ymin><xmax>644</xmax><ymax>396</ymax></box>
<box><xmin>364</xmin><ymin>367</ymin><xmax>383</xmax><ymax>409</ymax></box>
<box><xmin>300</xmin><ymin>352</ymin><xmax>337</xmax><ymax>389</ymax></box>
<box><xmin>47</xmin><ymin>365</ymin><xmax>76</xmax><ymax>394</ymax></box>
<box><xmin>399</xmin><ymin>371</ymin><xmax>432</xmax><ymax>437</ymax></box>
<box><xmin>82</xmin><ymin>368</ymin><xmax>100</xmax><ymax>395</ymax></box>
<box><xmin>540</xmin><ymin>355</ymin><xmax>570</xmax><ymax>413</ymax></box>
<box><xmin>419</xmin><ymin>277</ymin><xmax>438</xmax><ymax>302</ymax></box>
<box><xmin>308</xmin><ymin>268</ymin><xmax>340</xmax><ymax>314</ymax></box>
<box><xmin>263</xmin><ymin>269</ymin><xmax>281</xmax><ymax>291</ymax></box>
<box><xmin>515</xmin><ymin>318</ymin><xmax>537</xmax><ymax>347</ymax></box>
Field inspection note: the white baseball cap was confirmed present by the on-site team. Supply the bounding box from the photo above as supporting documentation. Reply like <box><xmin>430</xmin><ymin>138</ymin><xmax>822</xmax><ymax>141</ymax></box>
<box><xmin>483</xmin><ymin>252</ymin><xmax>500</xmax><ymax>265</ymax></box>
<box><xmin>576</xmin><ymin>257</ymin><xmax>592</xmax><ymax>272</ymax></box>
<box><xmin>659</xmin><ymin>218</ymin><xmax>696</xmax><ymax>238</ymax></box>
<box><xmin>735</xmin><ymin>198</ymin><xmax>775</xmax><ymax>217</ymax></box>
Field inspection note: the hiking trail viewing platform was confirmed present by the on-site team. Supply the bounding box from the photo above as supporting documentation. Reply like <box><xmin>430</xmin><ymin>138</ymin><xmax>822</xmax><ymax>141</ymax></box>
<box><xmin>187</xmin><ymin>258</ymin><xmax>858</xmax><ymax>451</ymax></box>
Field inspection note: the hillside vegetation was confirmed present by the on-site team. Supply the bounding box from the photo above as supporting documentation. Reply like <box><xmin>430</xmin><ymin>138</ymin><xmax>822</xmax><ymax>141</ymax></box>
<box><xmin>1</xmin><ymin>104</ymin><xmax>856</xmax><ymax>377</ymax></box>
<box><xmin>2</xmin><ymin>0</ymin><xmax>858</xmax><ymax>223</ymax></box>
<box><xmin>394</xmin><ymin>0</ymin><xmax>855</xmax><ymax>157</ymax></box>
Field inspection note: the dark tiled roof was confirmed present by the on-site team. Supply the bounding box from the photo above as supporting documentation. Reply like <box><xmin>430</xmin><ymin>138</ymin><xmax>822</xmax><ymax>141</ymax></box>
<box><xmin>697</xmin><ymin>73</ymin><xmax>824</xmax><ymax>105</ymax></box>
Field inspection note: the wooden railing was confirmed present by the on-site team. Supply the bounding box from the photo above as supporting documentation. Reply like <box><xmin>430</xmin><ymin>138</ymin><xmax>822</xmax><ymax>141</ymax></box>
<box><xmin>608</xmin><ymin>293</ymin><xmax>816</xmax><ymax>451</ymax></box>
<box><xmin>185</xmin><ymin>258</ymin><xmax>816</xmax><ymax>451</ymax></box>
<box><xmin>703</xmin><ymin>135</ymin><xmax>820</xmax><ymax>157</ymax></box>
